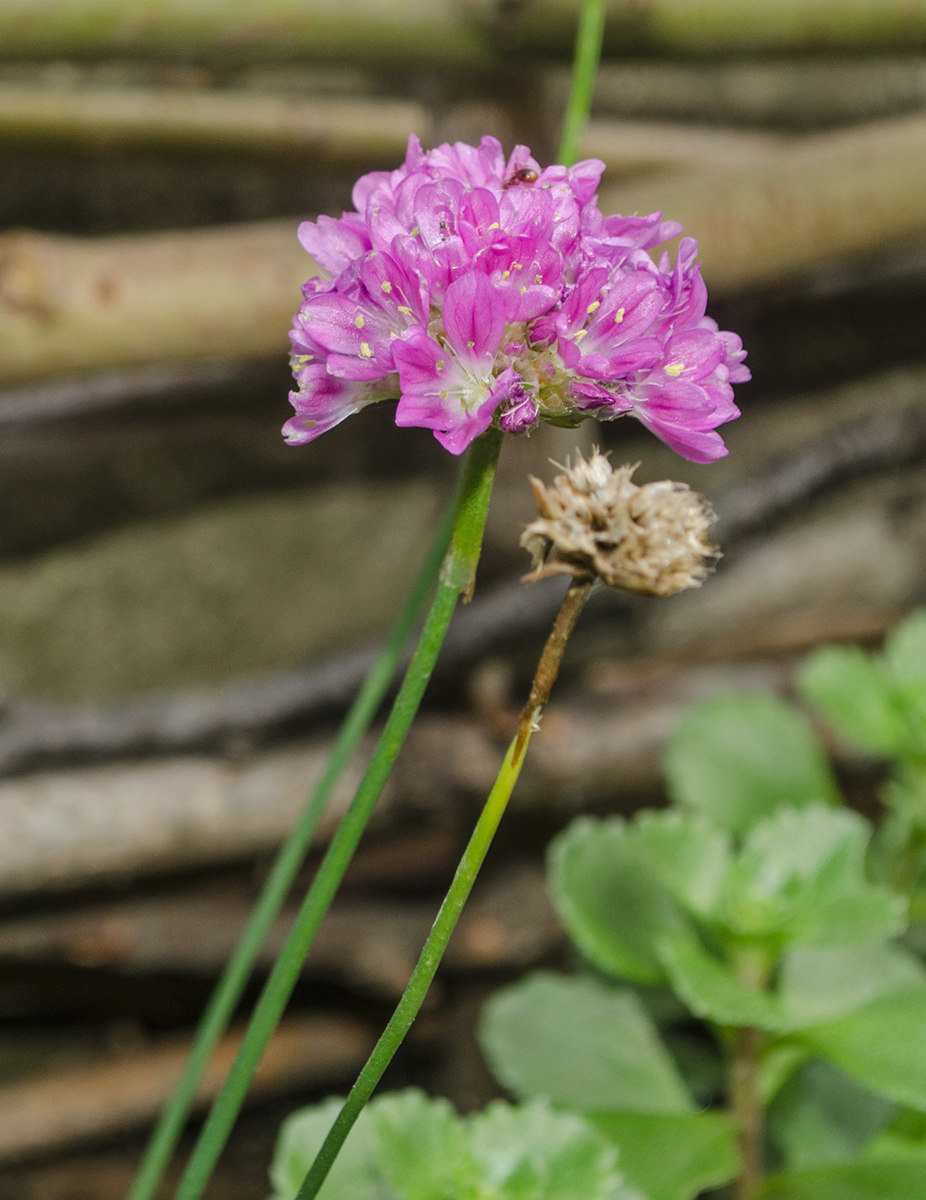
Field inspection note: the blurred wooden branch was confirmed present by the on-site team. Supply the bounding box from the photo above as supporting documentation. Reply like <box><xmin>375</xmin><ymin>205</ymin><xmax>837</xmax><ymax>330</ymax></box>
<box><xmin>0</xmin><ymin>863</ymin><xmax>563</xmax><ymax>996</ymax></box>
<box><xmin>0</xmin><ymin>83</ymin><xmax>431</xmax><ymax>158</ymax></box>
<box><xmin>581</xmin><ymin>119</ymin><xmax>783</xmax><ymax>176</ymax></box>
<box><xmin>599</xmin><ymin>113</ymin><xmax>926</xmax><ymax>292</ymax></box>
<box><xmin>507</xmin><ymin>0</ymin><xmax>926</xmax><ymax>55</ymax></box>
<box><xmin>5</xmin><ymin>114</ymin><xmax>926</xmax><ymax>384</ymax></box>
<box><xmin>0</xmin><ymin>1014</ymin><xmax>373</xmax><ymax>1163</ymax></box>
<box><xmin>573</xmin><ymin>58</ymin><xmax>926</xmax><ymax>129</ymax></box>
<box><xmin>0</xmin><ymin>647</ymin><xmax>891</xmax><ymax>899</ymax></box>
<box><xmin>0</xmin><ymin>383</ymin><xmax>922</xmax><ymax>776</ymax></box>
<box><xmin>0</xmin><ymin>0</ymin><xmax>491</xmax><ymax>66</ymax></box>
<box><xmin>0</xmin><ymin>358</ymin><xmax>273</xmax><ymax>427</ymax></box>
<box><xmin>0</xmin><ymin>0</ymin><xmax>924</xmax><ymax>63</ymax></box>
<box><xmin>0</xmin><ymin>219</ymin><xmax>315</xmax><ymax>385</ymax></box>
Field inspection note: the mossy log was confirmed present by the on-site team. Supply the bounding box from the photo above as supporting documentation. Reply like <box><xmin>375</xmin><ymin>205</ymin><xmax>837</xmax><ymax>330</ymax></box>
<box><xmin>0</xmin><ymin>83</ymin><xmax>431</xmax><ymax>158</ymax></box>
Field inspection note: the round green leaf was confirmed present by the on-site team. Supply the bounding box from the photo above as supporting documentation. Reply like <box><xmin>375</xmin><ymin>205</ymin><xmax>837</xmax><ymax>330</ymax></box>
<box><xmin>548</xmin><ymin>817</ymin><xmax>687</xmax><ymax>984</ymax></box>
<box><xmin>479</xmin><ymin>972</ymin><xmax>693</xmax><ymax>1114</ymax></box>
<box><xmin>805</xmin><ymin>988</ymin><xmax>926</xmax><ymax>1111</ymax></box>
<box><xmin>588</xmin><ymin>1111</ymin><xmax>738</xmax><ymax>1200</ymax></box>
<box><xmin>663</xmin><ymin>694</ymin><xmax>839</xmax><ymax>835</ymax></box>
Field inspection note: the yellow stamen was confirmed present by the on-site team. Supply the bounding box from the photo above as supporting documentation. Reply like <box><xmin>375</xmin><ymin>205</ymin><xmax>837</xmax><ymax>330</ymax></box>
<box><xmin>587</xmin><ymin>301</ymin><xmax>600</xmax><ymax>314</ymax></box>
<box><xmin>664</xmin><ymin>362</ymin><xmax>684</xmax><ymax>376</ymax></box>
<box><xmin>360</xmin><ymin>342</ymin><xmax>373</xmax><ymax>358</ymax></box>
<box><xmin>355</xmin><ymin>314</ymin><xmax>365</xmax><ymax>328</ymax></box>
<box><xmin>614</xmin><ymin>307</ymin><xmax>625</xmax><ymax>324</ymax></box>
<box><xmin>381</xmin><ymin>280</ymin><xmax>393</xmax><ymax>293</ymax></box>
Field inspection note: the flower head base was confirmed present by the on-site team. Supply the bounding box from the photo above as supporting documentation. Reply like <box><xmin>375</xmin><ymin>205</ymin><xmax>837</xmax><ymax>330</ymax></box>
<box><xmin>521</xmin><ymin>450</ymin><xmax>718</xmax><ymax>596</ymax></box>
<box><xmin>286</xmin><ymin>135</ymin><xmax>748</xmax><ymax>462</ymax></box>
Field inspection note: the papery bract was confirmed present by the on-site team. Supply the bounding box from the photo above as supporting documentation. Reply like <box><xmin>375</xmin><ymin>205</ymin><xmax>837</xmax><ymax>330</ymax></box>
<box><xmin>285</xmin><ymin>135</ymin><xmax>749</xmax><ymax>460</ymax></box>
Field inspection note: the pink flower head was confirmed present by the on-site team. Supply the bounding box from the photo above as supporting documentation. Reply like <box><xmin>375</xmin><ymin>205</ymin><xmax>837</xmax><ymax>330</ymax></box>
<box><xmin>285</xmin><ymin>135</ymin><xmax>748</xmax><ymax>461</ymax></box>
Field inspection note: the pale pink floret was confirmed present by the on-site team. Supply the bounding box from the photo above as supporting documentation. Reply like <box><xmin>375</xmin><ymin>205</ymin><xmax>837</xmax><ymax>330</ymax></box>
<box><xmin>285</xmin><ymin>134</ymin><xmax>749</xmax><ymax>459</ymax></box>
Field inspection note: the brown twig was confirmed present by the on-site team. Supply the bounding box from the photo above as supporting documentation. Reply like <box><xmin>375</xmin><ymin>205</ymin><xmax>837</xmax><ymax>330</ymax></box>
<box><xmin>513</xmin><ymin>578</ymin><xmax>595</xmax><ymax>761</ymax></box>
<box><xmin>731</xmin><ymin>1025</ymin><xmax>764</xmax><ymax>1200</ymax></box>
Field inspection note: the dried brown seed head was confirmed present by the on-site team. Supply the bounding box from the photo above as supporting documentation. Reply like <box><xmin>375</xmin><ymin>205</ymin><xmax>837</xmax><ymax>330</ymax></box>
<box><xmin>520</xmin><ymin>450</ymin><xmax>719</xmax><ymax>596</ymax></box>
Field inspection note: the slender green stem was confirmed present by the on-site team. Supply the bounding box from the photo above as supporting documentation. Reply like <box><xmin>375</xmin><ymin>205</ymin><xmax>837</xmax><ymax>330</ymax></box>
<box><xmin>557</xmin><ymin>0</ymin><xmax>606</xmax><ymax>168</ymax></box>
<box><xmin>126</xmin><ymin>480</ymin><xmax>460</xmax><ymax>1200</ymax></box>
<box><xmin>296</xmin><ymin>578</ymin><xmax>593</xmax><ymax>1200</ymax></box>
<box><xmin>171</xmin><ymin>428</ymin><xmax>503</xmax><ymax>1200</ymax></box>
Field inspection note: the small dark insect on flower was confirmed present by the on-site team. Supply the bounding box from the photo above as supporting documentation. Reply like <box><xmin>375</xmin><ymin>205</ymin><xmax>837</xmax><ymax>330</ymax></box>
<box><xmin>503</xmin><ymin>166</ymin><xmax>539</xmax><ymax>189</ymax></box>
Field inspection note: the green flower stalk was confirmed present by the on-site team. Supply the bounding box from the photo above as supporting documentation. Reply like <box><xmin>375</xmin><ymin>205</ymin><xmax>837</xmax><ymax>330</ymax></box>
<box><xmin>127</xmin><ymin>479</ymin><xmax>460</xmax><ymax>1200</ymax></box>
<box><xmin>293</xmin><ymin>451</ymin><xmax>717</xmax><ymax>1200</ymax></box>
<box><xmin>141</xmin><ymin>4</ymin><xmax>636</xmax><ymax>1196</ymax></box>
<box><xmin>170</xmin><ymin>429</ymin><xmax>502</xmax><ymax>1200</ymax></box>
<box><xmin>295</xmin><ymin>576</ymin><xmax>595</xmax><ymax>1200</ymax></box>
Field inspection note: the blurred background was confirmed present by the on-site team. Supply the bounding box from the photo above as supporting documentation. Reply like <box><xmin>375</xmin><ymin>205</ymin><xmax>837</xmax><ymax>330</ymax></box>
<box><xmin>1</xmin><ymin>1</ymin><xmax>926</xmax><ymax>1195</ymax></box>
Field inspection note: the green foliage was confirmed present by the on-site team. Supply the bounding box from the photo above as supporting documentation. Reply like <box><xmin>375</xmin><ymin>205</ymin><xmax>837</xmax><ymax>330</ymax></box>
<box><xmin>805</xmin><ymin>988</ymin><xmax>926</xmax><ymax>1110</ymax></box>
<box><xmin>656</xmin><ymin>932</ymin><xmax>785</xmax><ymax>1030</ymax></box>
<box><xmin>275</xmin><ymin>610</ymin><xmax>926</xmax><ymax>1200</ymax></box>
<box><xmin>800</xmin><ymin>607</ymin><xmax>926</xmax><ymax>770</ymax></box>
<box><xmin>547</xmin><ymin>817</ymin><xmax>690</xmax><ymax>984</ymax></box>
<box><xmin>269</xmin><ymin>1091</ymin><xmax>641</xmax><ymax>1200</ymax></box>
<box><xmin>479</xmin><ymin>973</ymin><xmax>693</xmax><ymax>1114</ymax></box>
<box><xmin>486</xmin><ymin>655</ymin><xmax>926</xmax><ymax>1199</ymax></box>
<box><xmin>767</xmin><ymin>1060</ymin><xmax>895</xmax><ymax>1171</ymax></box>
<box><xmin>758</xmin><ymin>1161</ymin><xmax>926</xmax><ymax>1199</ymax></box>
<box><xmin>587</xmin><ymin>1112</ymin><xmax>738</xmax><ymax>1200</ymax></box>
<box><xmin>271</xmin><ymin>1098</ymin><xmax>387</xmax><ymax>1200</ymax></box>
<box><xmin>662</xmin><ymin>693</ymin><xmax>839</xmax><ymax>834</ymax></box>
<box><xmin>798</xmin><ymin>645</ymin><xmax>903</xmax><ymax>757</ymax></box>
<box><xmin>716</xmin><ymin>805</ymin><xmax>905</xmax><ymax>947</ymax></box>
<box><xmin>778</xmin><ymin>942</ymin><xmax>926</xmax><ymax>1027</ymax></box>
<box><xmin>864</xmin><ymin>1108</ymin><xmax>926</xmax><ymax>1163</ymax></box>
